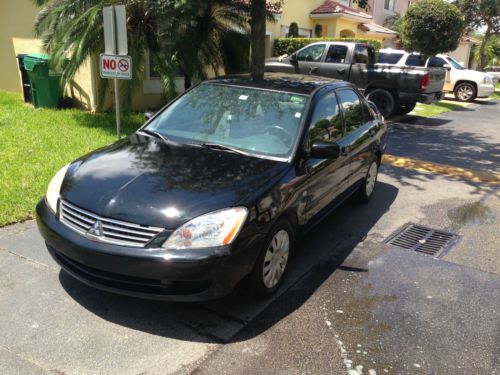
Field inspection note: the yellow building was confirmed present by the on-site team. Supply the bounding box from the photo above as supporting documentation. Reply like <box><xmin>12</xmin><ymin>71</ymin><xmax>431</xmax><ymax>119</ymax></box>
<box><xmin>265</xmin><ymin>0</ymin><xmax>396</xmax><ymax>57</ymax></box>
<box><xmin>0</xmin><ymin>0</ymin><xmax>169</xmax><ymax>111</ymax></box>
<box><xmin>0</xmin><ymin>0</ymin><xmax>394</xmax><ymax>111</ymax></box>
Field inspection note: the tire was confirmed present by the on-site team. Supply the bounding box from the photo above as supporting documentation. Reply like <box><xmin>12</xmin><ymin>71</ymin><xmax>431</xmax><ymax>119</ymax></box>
<box><xmin>251</xmin><ymin>220</ymin><xmax>294</xmax><ymax>296</ymax></box>
<box><xmin>359</xmin><ymin>159</ymin><xmax>379</xmax><ymax>203</ymax></box>
<box><xmin>394</xmin><ymin>102</ymin><xmax>416</xmax><ymax>116</ymax></box>
<box><xmin>454</xmin><ymin>82</ymin><xmax>477</xmax><ymax>102</ymax></box>
<box><xmin>366</xmin><ymin>89</ymin><xmax>396</xmax><ymax>118</ymax></box>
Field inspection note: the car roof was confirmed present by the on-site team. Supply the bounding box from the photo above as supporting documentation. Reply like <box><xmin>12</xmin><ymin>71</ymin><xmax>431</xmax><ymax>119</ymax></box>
<box><xmin>206</xmin><ymin>72</ymin><xmax>350</xmax><ymax>95</ymax></box>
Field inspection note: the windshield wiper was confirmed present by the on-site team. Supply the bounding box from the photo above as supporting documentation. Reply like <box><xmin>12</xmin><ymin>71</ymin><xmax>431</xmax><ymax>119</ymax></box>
<box><xmin>193</xmin><ymin>142</ymin><xmax>249</xmax><ymax>156</ymax></box>
<box><xmin>140</xmin><ymin>129</ymin><xmax>170</xmax><ymax>143</ymax></box>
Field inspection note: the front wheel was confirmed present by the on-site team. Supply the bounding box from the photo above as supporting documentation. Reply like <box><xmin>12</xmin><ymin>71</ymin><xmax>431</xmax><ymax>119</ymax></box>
<box><xmin>454</xmin><ymin>82</ymin><xmax>476</xmax><ymax>102</ymax></box>
<box><xmin>251</xmin><ymin>222</ymin><xmax>294</xmax><ymax>296</ymax></box>
<box><xmin>394</xmin><ymin>102</ymin><xmax>416</xmax><ymax>116</ymax></box>
<box><xmin>366</xmin><ymin>89</ymin><xmax>396</xmax><ymax>118</ymax></box>
<box><xmin>359</xmin><ymin>160</ymin><xmax>379</xmax><ymax>202</ymax></box>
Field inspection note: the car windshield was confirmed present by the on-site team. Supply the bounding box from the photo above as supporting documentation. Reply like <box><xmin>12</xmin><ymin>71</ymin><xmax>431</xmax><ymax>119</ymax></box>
<box><xmin>447</xmin><ymin>57</ymin><xmax>465</xmax><ymax>70</ymax></box>
<box><xmin>145</xmin><ymin>83</ymin><xmax>307</xmax><ymax>159</ymax></box>
<box><xmin>377</xmin><ymin>52</ymin><xmax>404</xmax><ymax>64</ymax></box>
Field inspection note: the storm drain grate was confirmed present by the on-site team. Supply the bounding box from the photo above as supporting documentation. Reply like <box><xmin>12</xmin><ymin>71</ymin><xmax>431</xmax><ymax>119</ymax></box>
<box><xmin>385</xmin><ymin>224</ymin><xmax>459</xmax><ymax>257</ymax></box>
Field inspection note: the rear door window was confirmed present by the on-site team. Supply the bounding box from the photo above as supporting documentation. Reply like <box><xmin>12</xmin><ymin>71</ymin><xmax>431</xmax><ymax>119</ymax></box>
<box><xmin>353</xmin><ymin>44</ymin><xmax>370</xmax><ymax>64</ymax></box>
<box><xmin>325</xmin><ymin>45</ymin><xmax>348</xmax><ymax>63</ymax></box>
<box><xmin>377</xmin><ymin>52</ymin><xmax>404</xmax><ymax>64</ymax></box>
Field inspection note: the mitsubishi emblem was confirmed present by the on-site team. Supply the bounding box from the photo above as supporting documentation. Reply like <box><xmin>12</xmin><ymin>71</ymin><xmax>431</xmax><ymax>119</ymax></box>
<box><xmin>88</xmin><ymin>220</ymin><xmax>103</xmax><ymax>237</ymax></box>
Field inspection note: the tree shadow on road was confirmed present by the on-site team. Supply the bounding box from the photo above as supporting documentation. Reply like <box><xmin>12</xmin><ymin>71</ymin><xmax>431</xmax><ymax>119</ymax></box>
<box><xmin>59</xmin><ymin>182</ymin><xmax>399</xmax><ymax>343</ymax></box>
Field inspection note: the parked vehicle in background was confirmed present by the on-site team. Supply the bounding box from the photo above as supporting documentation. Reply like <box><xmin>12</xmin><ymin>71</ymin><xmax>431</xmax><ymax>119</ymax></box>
<box><xmin>378</xmin><ymin>49</ymin><xmax>496</xmax><ymax>102</ymax></box>
<box><xmin>36</xmin><ymin>73</ymin><xmax>387</xmax><ymax>302</ymax></box>
<box><xmin>265</xmin><ymin>42</ymin><xmax>446</xmax><ymax>117</ymax></box>
<box><xmin>484</xmin><ymin>66</ymin><xmax>500</xmax><ymax>84</ymax></box>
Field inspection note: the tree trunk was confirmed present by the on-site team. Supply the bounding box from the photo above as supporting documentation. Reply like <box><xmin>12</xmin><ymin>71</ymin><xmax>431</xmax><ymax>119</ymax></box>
<box><xmin>250</xmin><ymin>0</ymin><xmax>266</xmax><ymax>80</ymax></box>
<box><xmin>478</xmin><ymin>26</ymin><xmax>491</xmax><ymax>70</ymax></box>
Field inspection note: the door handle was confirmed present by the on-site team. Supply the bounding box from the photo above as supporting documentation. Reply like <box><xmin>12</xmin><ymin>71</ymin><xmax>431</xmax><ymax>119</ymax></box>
<box><xmin>337</xmin><ymin>69</ymin><xmax>346</xmax><ymax>75</ymax></box>
<box><xmin>310</xmin><ymin>67</ymin><xmax>319</xmax><ymax>74</ymax></box>
<box><xmin>340</xmin><ymin>146</ymin><xmax>350</xmax><ymax>156</ymax></box>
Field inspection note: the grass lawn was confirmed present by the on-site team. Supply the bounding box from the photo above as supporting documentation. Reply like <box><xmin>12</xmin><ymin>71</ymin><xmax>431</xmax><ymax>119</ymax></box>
<box><xmin>0</xmin><ymin>91</ymin><xmax>144</xmax><ymax>227</ymax></box>
<box><xmin>410</xmin><ymin>98</ymin><xmax>469</xmax><ymax>117</ymax></box>
<box><xmin>493</xmin><ymin>82</ymin><xmax>500</xmax><ymax>100</ymax></box>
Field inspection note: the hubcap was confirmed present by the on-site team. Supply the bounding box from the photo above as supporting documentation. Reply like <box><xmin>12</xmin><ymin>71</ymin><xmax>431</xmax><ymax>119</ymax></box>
<box><xmin>262</xmin><ymin>230</ymin><xmax>290</xmax><ymax>288</ymax></box>
<box><xmin>366</xmin><ymin>162</ymin><xmax>378</xmax><ymax>197</ymax></box>
<box><xmin>457</xmin><ymin>85</ymin><xmax>473</xmax><ymax>101</ymax></box>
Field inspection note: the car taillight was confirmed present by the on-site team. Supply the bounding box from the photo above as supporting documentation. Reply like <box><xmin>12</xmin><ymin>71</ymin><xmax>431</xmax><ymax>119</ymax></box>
<box><xmin>421</xmin><ymin>74</ymin><xmax>430</xmax><ymax>90</ymax></box>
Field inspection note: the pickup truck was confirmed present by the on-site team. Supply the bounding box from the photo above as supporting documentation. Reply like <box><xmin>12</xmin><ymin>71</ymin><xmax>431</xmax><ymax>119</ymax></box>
<box><xmin>265</xmin><ymin>42</ymin><xmax>446</xmax><ymax>117</ymax></box>
<box><xmin>378</xmin><ymin>49</ymin><xmax>496</xmax><ymax>102</ymax></box>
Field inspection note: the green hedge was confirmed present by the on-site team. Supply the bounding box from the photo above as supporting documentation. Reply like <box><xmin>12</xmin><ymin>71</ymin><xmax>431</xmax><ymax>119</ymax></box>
<box><xmin>273</xmin><ymin>37</ymin><xmax>383</xmax><ymax>56</ymax></box>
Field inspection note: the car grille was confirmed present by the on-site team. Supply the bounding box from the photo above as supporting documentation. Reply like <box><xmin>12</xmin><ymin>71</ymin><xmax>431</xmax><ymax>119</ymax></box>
<box><xmin>59</xmin><ymin>199</ymin><xmax>164</xmax><ymax>247</ymax></box>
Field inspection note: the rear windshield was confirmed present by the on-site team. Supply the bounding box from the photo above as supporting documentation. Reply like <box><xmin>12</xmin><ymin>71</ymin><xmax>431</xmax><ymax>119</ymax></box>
<box><xmin>377</xmin><ymin>52</ymin><xmax>404</xmax><ymax>64</ymax></box>
<box><xmin>145</xmin><ymin>83</ymin><xmax>307</xmax><ymax>159</ymax></box>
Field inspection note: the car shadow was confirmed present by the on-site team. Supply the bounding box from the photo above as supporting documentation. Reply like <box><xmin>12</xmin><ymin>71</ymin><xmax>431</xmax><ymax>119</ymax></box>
<box><xmin>59</xmin><ymin>181</ymin><xmax>399</xmax><ymax>344</ymax></box>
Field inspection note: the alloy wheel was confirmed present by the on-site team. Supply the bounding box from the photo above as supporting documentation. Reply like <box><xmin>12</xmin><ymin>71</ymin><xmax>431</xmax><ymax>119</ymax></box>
<box><xmin>262</xmin><ymin>229</ymin><xmax>290</xmax><ymax>288</ymax></box>
<box><xmin>366</xmin><ymin>162</ymin><xmax>378</xmax><ymax>197</ymax></box>
<box><xmin>457</xmin><ymin>85</ymin><xmax>474</xmax><ymax>101</ymax></box>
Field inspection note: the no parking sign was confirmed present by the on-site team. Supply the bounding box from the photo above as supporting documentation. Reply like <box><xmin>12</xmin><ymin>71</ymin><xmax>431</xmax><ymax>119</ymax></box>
<box><xmin>100</xmin><ymin>54</ymin><xmax>132</xmax><ymax>80</ymax></box>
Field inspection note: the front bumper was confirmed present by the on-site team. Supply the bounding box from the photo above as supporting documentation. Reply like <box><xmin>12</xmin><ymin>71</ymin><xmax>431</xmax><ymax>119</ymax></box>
<box><xmin>36</xmin><ymin>199</ymin><xmax>263</xmax><ymax>301</ymax></box>
<box><xmin>477</xmin><ymin>84</ymin><xmax>495</xmax><ymax>98</ymax></box>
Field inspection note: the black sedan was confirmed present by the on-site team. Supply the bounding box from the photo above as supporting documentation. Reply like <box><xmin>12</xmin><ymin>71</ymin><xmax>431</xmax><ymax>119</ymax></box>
<box><xmin>36</xmin><ymin>73</ymin><xmax>387</xmax><ymax>302</ymax></box>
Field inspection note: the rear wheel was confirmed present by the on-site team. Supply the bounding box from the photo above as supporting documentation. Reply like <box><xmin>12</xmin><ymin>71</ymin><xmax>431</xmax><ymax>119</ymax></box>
<box><xmin>251</xmin><ymin>221</ymin><xmax>294</xmax><ymax>296</ymax></box>
<box><xmin>359</xmin><ymin>160</ymin><xmax>379</xmax><ymax>202</ymax></box>
<box><xmin>394</xmin><ymin>102</ymin><xmax>416</xmax><ymax>115</ymax></box>
<box><xmin>454</xmin><ymin>82</ymin><xmax>476</xmax><ymax>102</ymax></box>
<box><xmin>366</xmin><ymin>89</ymin><xmax>395</xmax><ymax>118</ymax></box>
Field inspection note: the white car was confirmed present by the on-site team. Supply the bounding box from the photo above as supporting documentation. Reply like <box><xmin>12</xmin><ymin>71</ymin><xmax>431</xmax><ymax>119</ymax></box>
<box><xmin>378</xmin><ymin>49</ymin><xmax>495</xmax><ymax>102</ymax></box>
<box><xmin>484</xmin><ymin>67</ymin><xmax>500</xmax><ymax>84</ymax></box>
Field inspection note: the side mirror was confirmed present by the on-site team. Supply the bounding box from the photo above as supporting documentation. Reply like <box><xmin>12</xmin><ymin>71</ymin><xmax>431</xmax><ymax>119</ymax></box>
<box><xmin>443</xmin><ymin>64</ymin><xmax>451</xmax><ymax>71</ymax></box>
<box><xmin>367</xmin><ymin>100</ymin><xmax>380</xmax><ymax>114</ymax></box>
<box><xmin>144</xmin><ymin>111</ymin><xmax>155</xmax><ymax>121</ymax></box>
<box><xmin>310</xmin><ymin>141</ymin><xmax>340</xmax><ymax>159</ymax></box>
<box><xmin>290</xmin><ymin>53</ymin><xmax>298</xmax><ymax>63</ymax></box>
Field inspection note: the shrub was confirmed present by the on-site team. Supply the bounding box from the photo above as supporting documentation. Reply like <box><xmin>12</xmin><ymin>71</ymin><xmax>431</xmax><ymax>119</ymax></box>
<box><xmin>288</xmin><ymin>22</ymin><xmax>299</xmax><ymax>38</ymax></box>
<box><xmin>273</xmin><ymin>37</ymin><xmax>383</xmax><ymax>56</ymax></box>
<box><xmin>401</xmin><ymin>0</ymin><xmax>464</xmax><ymax>58</ymax></box>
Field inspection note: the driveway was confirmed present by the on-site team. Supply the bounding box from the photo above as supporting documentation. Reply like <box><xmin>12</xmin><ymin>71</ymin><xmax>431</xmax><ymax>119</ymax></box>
<box><xmin>0</xmin><ymin>100</ymin><xmax>498</xmax><ymax>375</ymax></box>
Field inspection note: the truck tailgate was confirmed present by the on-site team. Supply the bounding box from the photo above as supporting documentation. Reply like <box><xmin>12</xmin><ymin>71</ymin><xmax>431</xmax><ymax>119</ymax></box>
<box><xmin>422</xmin><ymin>67</ymin><xmax>446</xmax><ymax>93</ymax></box>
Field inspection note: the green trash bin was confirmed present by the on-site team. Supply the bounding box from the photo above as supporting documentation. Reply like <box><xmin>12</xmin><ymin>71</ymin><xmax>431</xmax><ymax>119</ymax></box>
<box><xmin>23</xmin><ymin>54</ymin><xmax>62</xmax><ymax>108</ymax></box>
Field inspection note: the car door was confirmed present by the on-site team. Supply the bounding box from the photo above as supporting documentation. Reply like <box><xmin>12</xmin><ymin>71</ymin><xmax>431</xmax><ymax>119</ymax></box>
<box><xmin>336</xmin><ymin>88</ymin><xmax>377</xmax><ymax>185</ymax></box>
<box><xmin>348</xmin><ymin>44</ymin><xmax>372</xmax><ymax>90</ymax></box>
<box><xmin>301</xmin><ymin>90</ymin><xmax>351</xmax><ymax>222</ymax></box>
<box><xmin>427</xmin><ymin>56</ymin><xmax>452</xmax><ymax>91</ymax></box>
<box><xmin>295</xmin><ymin>44</ymin><xmax>327</xmax><ymax>75</ymax></box>
<box><xmin>317</xmin><ymin>44</ymin><xmax>350</xmax><ymax>80</ymax></box>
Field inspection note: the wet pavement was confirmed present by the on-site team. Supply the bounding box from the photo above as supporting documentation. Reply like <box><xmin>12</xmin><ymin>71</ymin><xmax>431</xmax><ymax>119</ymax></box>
<box><xmin>0</xmin><ymin>99</ymin><xmax>499</xmax><ymax>374</ymax></box>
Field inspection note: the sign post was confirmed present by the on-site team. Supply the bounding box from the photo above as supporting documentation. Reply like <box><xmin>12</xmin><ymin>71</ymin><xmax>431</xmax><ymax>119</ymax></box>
<box><xmin>101</xmin><ymin>5</ymin><xmax>130</xmax><ymax>139</ymax></box>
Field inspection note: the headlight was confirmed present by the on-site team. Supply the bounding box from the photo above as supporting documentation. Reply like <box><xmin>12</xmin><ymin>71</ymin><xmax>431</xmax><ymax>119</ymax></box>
<box><xmin>46</xmin><ymin>164</ymin><xmax>69</xmax><ymax>213</ymax></box>
<box><xmin>162</xmin><ymin>207</ymin><xmax>248</xmax><ymax>249</ymax></box>
<box><xmin>483</xmin><ymin>75</ymin><xmax>492</xmax><ymax>84</ymax></box>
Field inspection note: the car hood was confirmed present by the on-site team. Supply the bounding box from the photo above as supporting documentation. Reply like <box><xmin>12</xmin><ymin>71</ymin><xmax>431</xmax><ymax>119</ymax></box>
<box><xmin>60</xmin><ymin>134</ymin><xmax>290</xmax><ymax>228</ymax></box>
<box><xmin>459</xmin><ymin>69</ymin><xmax>490</xmax><ymax>81</ymax></box>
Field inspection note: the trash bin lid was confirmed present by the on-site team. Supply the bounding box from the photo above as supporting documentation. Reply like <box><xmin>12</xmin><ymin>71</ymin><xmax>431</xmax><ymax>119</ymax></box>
<box><xmin>24</xmin><ymin>54</ymin><xmax>50</xmax><ymax>71</ymax></box>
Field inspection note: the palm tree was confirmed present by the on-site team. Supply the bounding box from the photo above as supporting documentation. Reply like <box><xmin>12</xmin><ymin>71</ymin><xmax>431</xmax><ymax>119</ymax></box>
<box><xmin>32</xmin><ymin>0</ymin><xmax>252</xmax><ymax>112</ymax></box>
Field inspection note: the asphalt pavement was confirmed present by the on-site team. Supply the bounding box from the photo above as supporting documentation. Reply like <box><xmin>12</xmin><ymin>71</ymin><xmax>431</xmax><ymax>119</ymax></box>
<box><xmin>0</xmin><ymin>99</ymin><xmax>498</xmax><ymax>375</ymax></box>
